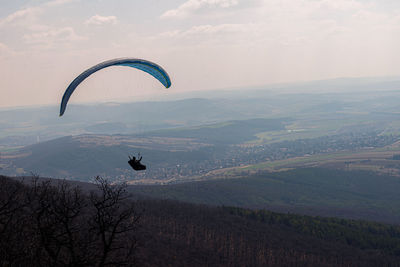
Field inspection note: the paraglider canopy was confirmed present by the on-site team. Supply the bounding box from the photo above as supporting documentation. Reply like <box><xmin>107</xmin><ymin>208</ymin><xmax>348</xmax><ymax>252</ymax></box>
<box><xmin>59</xmin><ymin>58</ymin><xmax>171</xmax><ymax>116</ymax></box>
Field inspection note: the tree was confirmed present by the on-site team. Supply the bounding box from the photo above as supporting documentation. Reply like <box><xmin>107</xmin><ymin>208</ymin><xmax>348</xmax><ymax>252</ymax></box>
<box><xmin>0</xmin><ymin>175</ymin><xmax>141</xmax><ymax>266</ymax></box>
<box><xmin>88</xmin><ymin>176</ymin><xmax>141</xmax><ymax>266</ymax></box>
<box><xmin>0</xmin><ymin>176</ymin><xmax>30</xmax><ymax>265</ymax></box>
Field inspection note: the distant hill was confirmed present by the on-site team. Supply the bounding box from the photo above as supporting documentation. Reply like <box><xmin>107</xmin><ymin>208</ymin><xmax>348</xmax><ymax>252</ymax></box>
<box><xmin>129</xmin><ymin>168</ymin><xmax>400</xmax><ymax>224</ymax></box>
<box><xmin>1</xmin><ymin>118</ymin><xmax>285</xmax><ymax>180</ymax></box>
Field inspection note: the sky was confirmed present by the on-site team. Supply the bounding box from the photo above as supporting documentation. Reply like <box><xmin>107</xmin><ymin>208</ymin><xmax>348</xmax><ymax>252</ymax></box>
<box><xmin>0</xmin><ymin>0</ymin><xmax>400</xmax><ymax>108</ymax></box>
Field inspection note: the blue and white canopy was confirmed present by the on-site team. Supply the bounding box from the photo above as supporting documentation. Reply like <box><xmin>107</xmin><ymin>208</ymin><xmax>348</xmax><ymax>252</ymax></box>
<box><xmin>60</xmin><ymin>58</ymin><xmax>171</xmax><ymax>116</ymax></box>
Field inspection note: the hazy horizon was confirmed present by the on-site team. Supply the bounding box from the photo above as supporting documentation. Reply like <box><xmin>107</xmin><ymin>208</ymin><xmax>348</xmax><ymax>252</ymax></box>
<box><xmin>0</xmin><ymin>75</ymin><xmax>399</xmax><ymax>111</ymax></box>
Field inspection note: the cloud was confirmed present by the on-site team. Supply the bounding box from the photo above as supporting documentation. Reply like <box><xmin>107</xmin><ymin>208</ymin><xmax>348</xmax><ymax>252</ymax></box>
<box><xmin>23</xmin><ymin>27</ymin><xmax>86</xmax><ymax>48</ymax></box>
<box><xmin>159</xmin><ymin>23</ymin><xmax>246</xmax><ymax>38</ymax></box>
<box><xmin>0</xmin><ymin>0</ymin><xmax>80</xmax><ymax>28</ymax></box>
<box><xmin>0</xmin><ymin>0</ymin><xmax>78</xmax><ymax>27</ymax></box>
<box><xmin>0</xmin><ymin>1</ymin><xmax>86</xmax><ymax>50</ymax></box>
<box><xmin>44</xmin><ymin>0</ymin><xmax>79</xmax><ymax>7</ymax></box>
<box><xmin>85</xmin><ymin>15</ymin><xmax>118</xmax><ymax>25</ymax></box>
<box><xmin>161</xmin><ymin>0</ymin><xmax>239</xmax><ymax>18</ymax></box>
<box><xmin>182</xmin><ymin>23</ymin><xmax>248</xmax><ymax>35</ymax></box>
<box><xmin>0</xmin><ymin>7</ymin><xmax>41</xmax><ymax>28</ymax></box>
<box><xmin>157</xmin><ymin>23</ymin><xmax>261</xmax><ymax>47</ymax></box>
<box><xmin>157</xmin><ymin>0</ymin><xmax>400</xmax><ymax>50</ymax></box>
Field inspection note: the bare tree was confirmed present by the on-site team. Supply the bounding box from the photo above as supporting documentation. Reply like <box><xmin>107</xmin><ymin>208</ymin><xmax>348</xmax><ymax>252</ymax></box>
<box><xmin>27</xmin><ymin>177</ymin><xmax>88</xmax><ymax>266</ymax></box>
<box><xmin>0</xmin><ymin>175</ymin><xmax>141</xmax><ymax>266</ymax></box>
<box><xmin>0</xmin><ymin>176</ymin><xmax>30</xmax><ymax>265</ymax></box>
<box><xmin>89</xmin><ymin>176</ymin><xmax>141</xmax><ymax>267</ymax></box>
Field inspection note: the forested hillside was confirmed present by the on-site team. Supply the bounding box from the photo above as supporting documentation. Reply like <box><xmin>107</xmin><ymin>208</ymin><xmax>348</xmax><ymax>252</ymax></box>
<box><xmin>1</xmin><ymin>175</ymin><xmax>400</xmax><ymax>266</ymax></box>
<box><xmin>129</xmin><ymin>168</ymin><xmax>400</xmax><ymax>223</ymax></box>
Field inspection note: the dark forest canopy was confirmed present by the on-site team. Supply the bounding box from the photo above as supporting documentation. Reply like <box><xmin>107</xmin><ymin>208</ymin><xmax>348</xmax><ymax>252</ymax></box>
<box><xmin>129</xmin><ymin>168</ymin><xmax>400</xmax><ymax>224</ymax></box>
<box><xmin>1</xmin><ymin>175</ymin><xmax>400</xmax><ymax>266</ymax></box>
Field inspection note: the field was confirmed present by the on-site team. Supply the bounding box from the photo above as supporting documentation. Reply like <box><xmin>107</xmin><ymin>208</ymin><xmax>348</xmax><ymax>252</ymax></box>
<box><xmin>220</xmin><ymin>144</ymin><xmax>400</xmax><ymax>177</ymax></box>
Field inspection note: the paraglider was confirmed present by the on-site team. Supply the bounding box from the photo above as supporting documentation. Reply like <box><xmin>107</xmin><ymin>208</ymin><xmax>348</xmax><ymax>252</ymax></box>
<box><xmin>128</xmin><ymin>155</ymin><xmax>146</xmax><ymax>171</ymax></box>
<box><xmin>59</xmin><ymin>57</ymin><xmax>172</xmax><ymax>172</ymax></box>
<box><xmin>59</xmin><ymin>57</ymin><xmax>171</xmax><ymax>116</ymax></box>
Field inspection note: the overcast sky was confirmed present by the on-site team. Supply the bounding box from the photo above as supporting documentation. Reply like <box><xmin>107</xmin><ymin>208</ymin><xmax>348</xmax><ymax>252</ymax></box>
<box><xmin>0</xmin><ymin>0</ymin><xmax>399</xmax><ymax>108</ymax></box>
